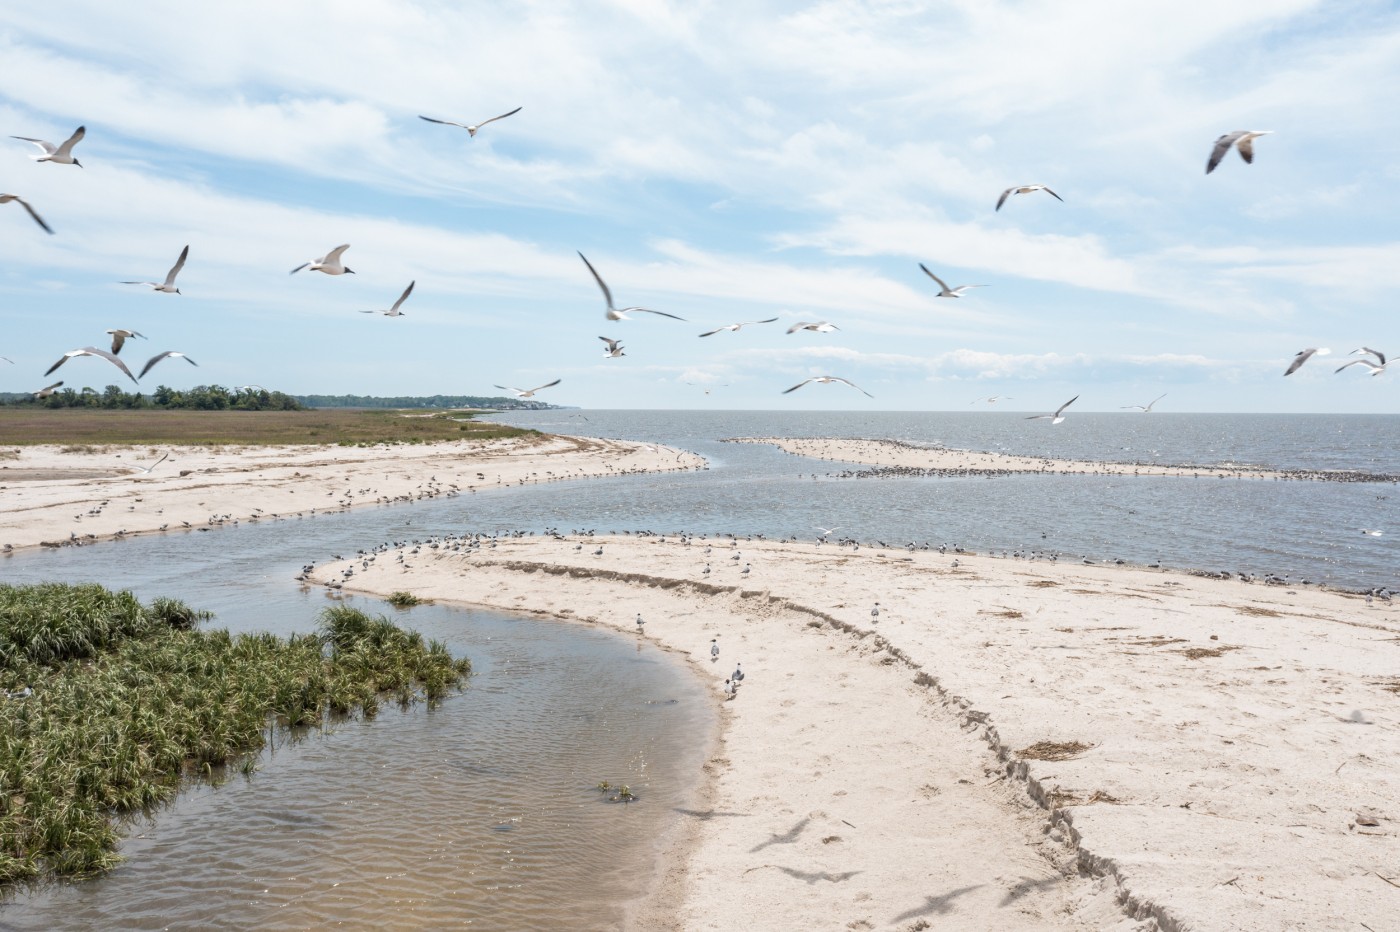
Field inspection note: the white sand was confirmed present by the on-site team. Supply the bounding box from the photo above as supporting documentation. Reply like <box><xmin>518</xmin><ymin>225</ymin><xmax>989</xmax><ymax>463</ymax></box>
<box><xmin>0</xmin><ymin>435</ymin><xmax>701</xmax><ymax>553</ymax></box>
<box><xmin>732</xmin><ymin>437</ymin><xmax>1372</xmax><ymax>481</ymax></box>
<box><xmin>335</xmin><ymin>535</ymin><xmax>1400</xmax><ymax>931</ymax></box>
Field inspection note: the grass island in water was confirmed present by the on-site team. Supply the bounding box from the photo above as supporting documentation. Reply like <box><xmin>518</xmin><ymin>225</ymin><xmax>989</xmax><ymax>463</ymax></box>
<box><xmin>0</xmin><ymin>583</ymin><xmax>470</xmax><ymax>885</ymax></box>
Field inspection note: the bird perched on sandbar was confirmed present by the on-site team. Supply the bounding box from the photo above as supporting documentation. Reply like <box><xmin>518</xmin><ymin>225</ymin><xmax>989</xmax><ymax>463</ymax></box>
<box><xmin>1206</xmin><ymin>131</ymin><xmax>1272</xmax><ymax>174</ymax></box>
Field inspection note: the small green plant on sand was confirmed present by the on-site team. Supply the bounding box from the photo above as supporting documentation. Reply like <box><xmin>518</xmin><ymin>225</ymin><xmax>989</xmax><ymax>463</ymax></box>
<box><xmin>386</xmin><ymin>591</ymin><xmax>425</xmax><ymax>608</ymax></box>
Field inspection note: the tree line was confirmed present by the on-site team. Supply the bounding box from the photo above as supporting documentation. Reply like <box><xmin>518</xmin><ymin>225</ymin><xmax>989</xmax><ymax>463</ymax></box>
<box><xmin>1</xmin><ymin>384</ymin><xmax>304</xmax><ymax>410</ymax></box>
<box><xmin>293</xmin><ymin>394</ymin><xmax>557</xmax><ymax>410</ymax></box>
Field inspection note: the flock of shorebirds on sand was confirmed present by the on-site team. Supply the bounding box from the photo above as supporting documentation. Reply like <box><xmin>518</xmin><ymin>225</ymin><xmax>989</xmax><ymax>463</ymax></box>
<box><xmin>1</xmin><ymin>117</ymin><xmax>1387</xmax><ymax>415</ymax></box>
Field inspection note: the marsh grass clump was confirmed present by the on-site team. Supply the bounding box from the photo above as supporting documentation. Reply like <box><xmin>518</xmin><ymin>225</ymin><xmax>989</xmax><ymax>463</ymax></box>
<box><xmin>385</xmin><ymin>591</ymin><xmax>426</xmax><ymax>608</ymax></box>
<box><xmin>0</xmin><ymin>586</ymin><xmax>471</xmax><ymax>887</ymax></box>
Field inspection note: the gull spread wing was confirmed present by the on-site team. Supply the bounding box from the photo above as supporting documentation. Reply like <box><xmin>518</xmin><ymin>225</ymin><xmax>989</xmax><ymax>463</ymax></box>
<box><xmin>1207</xmin><ymin>131</ymin><xmax>1245</xmax><ymax>174</ymax></box>
<box><xmin>390</xmin><ymin>280</ymin><xmax>415</xmax><ymax>313</ymax></box>
<box><xmin>3</xmin><ymin>195</ymin><xmax>53</xmax><ymax>233</ymax></box>
<box><xmin>11</xmin><ymin>136</ymin><xmax>57</xmax><ymax>155</ymax></box>
<box><xmin>47</xmin><ymin>346</ymin><xmax>137</xmax><ymax>383</ymax></box>
<box><xmin>919</xmin><ymin>263</ymin><xmax>951</xmax><ymax>292</ymax></box>
<box><xmin>139</xmin><ymin>351</ymin><xmax>198</xmax><ymax>380</ymax></box>
<box><xmin>325</xmin><ymin>244</ymin><xmax>351</xmax><ymax>263</ymax></box>
<box><xmin>1284</xmin><ymin>348</ymin><xmax>1323</xmax><ymax>376</ymax></box>
<box><xmin>419</xmin><ymin>115</ymin><xmax>470</xmax><ymax>129</ymax></box>
<box><xmin>995</xmin><ymin>187</ymin><xmax>1014</xmax><ymax>211</ymax></box>
<box><xmin>1335</xmin><ymin>359</ymin><xmax>1381</xmax><ymax>374</ymax></box>
<box><xmin>476</xmin><ymin>107</ymin><xmax>522</xmax><ymax>129</ymax></box>
<box><xmin>53</xmin><ymin>126</ymin><xmax>85</xmax><ymax>159</ymax></box>
<box><xmin>1054</xmin><ymin>395</ymin><xmax>1079</xmax><ymax>417</ymax></box>
<box><xmin>1042</xmin><ymin>186</ymin><xmax>1064</xmax><ymax>202</ymax></box>
<box><xmin>165</xmin><ymin>245</ymin><xmax>189</xmax><ymax>285</ymax></box>
<box><xmin>578</xmin><ymin>252</ymin><xmax>615</xmax><ymax>312</ymax></box>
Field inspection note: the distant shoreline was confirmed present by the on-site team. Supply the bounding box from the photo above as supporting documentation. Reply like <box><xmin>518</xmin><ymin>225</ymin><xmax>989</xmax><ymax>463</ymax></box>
<box><xmin>729</xmin><ymin>436</ymin><xmax>1400</xmax><ymax>483</ymax></box>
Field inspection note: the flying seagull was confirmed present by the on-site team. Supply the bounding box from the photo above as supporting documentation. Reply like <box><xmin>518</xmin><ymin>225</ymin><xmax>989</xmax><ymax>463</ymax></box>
<box><xmin>33</xmin><ymin>380</ymin><xmax>63</xmax><ymax>398</ymax></box>
<box><xmin>1121</xmin><ymin>393</ymin><xmax>1167</xmax><ymax>412</ymax></box>
<box><xmin>578</xmin><ymin>252</ymin><xmax>684</xmax><ymax>321</ymax></box>
<box><xmin>599</xmin><ymin>336</ymin><xmax>626</xmax><ymax>358</ymax></box>
<box><xmin>494</xmin><ymin>379</ymin><xmax>561</xmax><ymax>398</ymax></box>
<box><xmin>122</xmin><ymin>244</ymin><xmax>188</xmax><ymax>293</ymax></box>
<box><xmin>971</xmin><ymin>395</ymin><xmax>1011</xmax><ymax>404</ymax></box>
<box><xmin>138</xmin><ymin>351</ymin><xmax>198</xmax><ymax>380</ymax></box>
<box><xmin>786</xmin><ymin>321</ymin><xmax>840</xmax><ymax>334</ymax></box>
<box><xmin>782</xmin><ymin>376</ymin><xmax>873</xmax><ymax>398</ymax></box>
<box><xmin>0</xmin><ymin>194</ymin><xmax>53</xmax><ymax>233</ymax></box>
<box><xmin>0</xmin><ymin>356</ymin><xmax>10</xmax><ymax>364</ymax></box>
<box><xmin>699</xmin><ymin>317</ymin><xmax>779</xmax><ymax>337</ymax></box>
<box><xmin>996</xmin><ymin>184</ymin><xmax>1062</xmax><ymax>211</ymax></box>
<box><xmin>1335</xmin><ymin>347</ymin><xmax>1387</xmax><ymax>376</ymax></box>
<box><xmin>919</xmin><ymin>264</ymin><xmax>986</xmax><ymax>297</ymax></box>
<box><xmin>11</xmin><ymin>125</ymin><xmax>85</xmax><ymax>166</ymax></box>
<box><xmin>1026</xmin><ymin>395</ymin><xmax>1078</xmax><ymax>424</ymax></box>
<box><xmin>1284</xmin><ymin>347</ymin><xmax>1330</xmax><ymax>376</ymax></box>
<box><xmin>1206</xmin><ymin>131</ymin><xmax>1272</xmax><ymax>175</ymax></box>
<box><xmin>290</xmin><ymin>244</ymin><xmax>353</xmax><ymax>275</ymax></box>
<box><xmin>106</xmin><ymin>329</ymin><xmax>145</xmax><ymax>355</ymax></box>
<box><xmin>131</xmin><ymin>452</ymin><xmax>169</xmax><ymax>475</ymax></box>
<box><xmin>45</xmin><ymin>346</ymin><xmax>137</xmax><ymax>384</ymax></box>
<box><xmin>814</xmin><ymin>526</ymin><xmax>841</xmax><ymax>538</ymax></box>
<box><xmin>361</xmin><ymin>281</ymin><xmax>414</xmax><ymax>317</ymax></box>
<box><xmin>419</xmin><ymin>107</ymin><xmax>522</xmax><ymax>137</ymax></box>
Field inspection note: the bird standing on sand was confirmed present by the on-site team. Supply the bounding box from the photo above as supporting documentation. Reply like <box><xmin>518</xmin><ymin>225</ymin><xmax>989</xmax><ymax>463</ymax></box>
<box><xmin>290</xmin><ymin>244</ymin><xmax>353</xmax><ymax>275</ymax></box>
<box><xmin>871</xmin><ymin>602</ymin><xmax>880</xmax><ymax>622</ymax></box>
<box><xmin>636</xmin><ymin>613</ymin><xmax>645</xmax><ymax>632</ymax></box>
<box><xmin>578</xmin><ymin>252</ymin><xmax>685</xmax><ymax>322</ymax></box>
<box><xmin>122</xmin><ymin>245</ymin><xmax>189</xmax><ymax>293</ymax></box>
<box><xmin>996</xmin><ymin>184</ymin><xmax>1062</xmax><ymax>211</ymax></box>
<box><xmin>710</xmin><ymin>639</ymin><xmax>719</xmax><ymax>662</ymax></box>
<box><xmin>419</xmin><ymin>107</ymin><xmax>522</xmax><ymax>137</ymax></box>
<box><xmin>11</xmin><ymin>126</ymin><xmax>85</xmax><ymax>166</ymax></box>
<box><xmin>1206</xmin><ymin>131</ymin><xmax>1272</xmax><ymax>174</ymax></box>
<box><xmin>0</xmin><ymin>194</ymin><xmax>53</xmax><ymax>233</ymax></box>
<box><xmin>732</xmin><ymin>663</ymin><xmax>744</xmax><ymax>684</ymax></box>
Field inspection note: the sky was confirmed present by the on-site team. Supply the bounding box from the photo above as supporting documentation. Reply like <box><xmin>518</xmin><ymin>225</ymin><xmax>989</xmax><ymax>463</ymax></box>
<box><xmin>1</xmin><ymin>0</ymin><xmax>1398</xmax><ymax>413</ymax></box>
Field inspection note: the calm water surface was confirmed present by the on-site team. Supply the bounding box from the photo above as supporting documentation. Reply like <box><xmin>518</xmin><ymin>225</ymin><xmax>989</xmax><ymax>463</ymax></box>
<box><xmin>1</xmin><ymin>409</ymin><xmax>1396</xmax><ymax>928</ymax></box>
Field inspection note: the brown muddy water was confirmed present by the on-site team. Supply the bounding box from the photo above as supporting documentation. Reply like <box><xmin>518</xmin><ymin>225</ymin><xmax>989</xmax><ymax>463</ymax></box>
<box><xmin>0</xmin><ymin>593</ymin><xmax>716</xmax><ymax>931</ymax></box>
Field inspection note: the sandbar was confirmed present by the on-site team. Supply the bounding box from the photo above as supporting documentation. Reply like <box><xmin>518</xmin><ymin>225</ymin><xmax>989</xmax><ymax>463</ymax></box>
<box><xmin>336</xmin><ymin>533</ymin><xmax>1400</xmax><ymax>931</ymax></box>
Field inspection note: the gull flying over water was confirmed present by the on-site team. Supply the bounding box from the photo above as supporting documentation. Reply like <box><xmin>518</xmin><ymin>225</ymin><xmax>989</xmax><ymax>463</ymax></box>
<box><xmin>0</xmin><ymin>194</ymin><xmax>53</xmax><ymax>233</ymax></box>
<box><xmin>1284</xmin><ymin>348</ymin><xmax>1330</xmax><ymax>376</ymax></box>
<box><xmin>11</xmin><ymin>125</ymin><xmax>85</xmax><ymax>166</ymax></box>
<box><xmin>291</xmin><ymin>244</ymin><xmax>354</xmax><ymax>275</ymax></box>
<box><xmin>971</xmin><ymin>395</ymin><xmax>1011</xmax><ymax>405</ymax></box>
<box><xmin>919</xmin><ymin>264</ymin><xmax>986</xmax><ymax>297</ymax></box>
<box><xmin>45</xmin><ymin>346</ymin><xmax>137</xmax><ymax>384</ymax></box>
<box><xmin>122</xmin><ymin>244</ymin><xmax>188</xmax><ymax>293</ymax></box>
<box><xmin>783</xmin><ymin>376</ymin><xmax>873</xmax><ymax>398</ymax></box>
<box><xmin>361</xmin><ymin>281</ymin><xmax>414</xmax><ymax>317</ymax></box>
<box><xmin>599</xmin><ymin>336</ymin><xmax>626</xmax><ymax>358</ymax></box>
<box><xmin>1335</xmin><ymin>347</ymin><xmax>1387</xmax><ymax>376</ymax></box>
<box><xmin>1026</xmin><ymin>395</ymin><xmax>1078</xmax><ymax>425</ymax></box>
<box><xmin>1121</xmin><ymin>393</ymin><xmax>1167</xmax><ymax>412</ymax></box>
<box><xmin>494</xmin><ymin>379</ymin><xmax>561</xmax><ymax>399</ymax></box>
<box><xmin>1206</xmin><ymin>131</ymin><xmax>1272</xmax><ymax>174</ymax></box>
<box><xmin>786</xmin><ymin>321</ymin><xmax>840</xmax><ymax>334</ymax></box>
<box><xmin>996</xmin><ymin>184</ymin><xmax>1062</xmax><ymax>211</ymax></box>
<box><xmin>106</xmin><ymin>329</ymin><xmax>145</xmax><ymax>354</ymax></box>
<box><xmin>139</xmin><ymin>351</ymin><xmax>198</xmax><ymax>380</ymax></box>
<box><xmin>419</xmin><ymin>107</ymin><xmax>522</xmax><ymax>137</ymax></box>
<box><xmin>699</xmin><ymin>317</ymin><xmax>778</xmax><ymax>337</ymax></box>
<box><xmin>578</xmin><ymin>252</ymin><xmax>684</xmax><ymax>321</ymax></box>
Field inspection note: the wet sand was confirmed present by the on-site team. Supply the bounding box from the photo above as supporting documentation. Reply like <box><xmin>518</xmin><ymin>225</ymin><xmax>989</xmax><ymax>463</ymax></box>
<box><xmin>0</xmin><ymin>435</ymin><xmax>701</xmax><ymax>553</ymax></box>
<box><xmin>731</xmin><ymin>436</ymin><xmax>1399</xmax><ymax>482</ymax></box>
<box><xmin>335</xmin><ymin>533</ymin><xmax>1400</xmax><ymax>930</ymax></box>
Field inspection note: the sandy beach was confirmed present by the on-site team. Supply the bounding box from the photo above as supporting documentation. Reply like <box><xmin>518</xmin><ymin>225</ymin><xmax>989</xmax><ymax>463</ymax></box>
<box><xmin>732</xmin><ymin>437</ymin><xmax>1398</xmax><ymax>483</ymax></box>
<box><xmin>332</xmin><ymin>532</ymin><xmax>1400</xmax><ymax>931</ymax></box>
<box><xmin>0</xmin><ymin>434</ymin><xmax>701</xmax><ymax>554</ymax></box>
